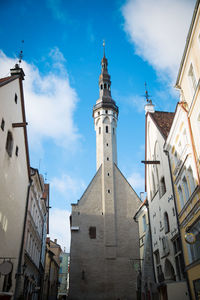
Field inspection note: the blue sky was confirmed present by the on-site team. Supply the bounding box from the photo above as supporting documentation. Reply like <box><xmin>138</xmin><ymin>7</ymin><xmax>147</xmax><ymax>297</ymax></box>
<box><xmin>0</xmin><ymin>0</ymin><xmax>195</xmax><ymax>250</ymax></box>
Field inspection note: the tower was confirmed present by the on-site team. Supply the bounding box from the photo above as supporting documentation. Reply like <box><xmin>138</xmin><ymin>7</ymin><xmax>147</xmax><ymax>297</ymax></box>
<box><xmin>69</xmin><ymin>49</ymin><xmax>141</xmax><ymax>300</ymax></box>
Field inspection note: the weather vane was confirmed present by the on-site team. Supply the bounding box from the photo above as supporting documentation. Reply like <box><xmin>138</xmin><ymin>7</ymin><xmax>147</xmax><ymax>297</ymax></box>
<box><xmin>18</xmin><ymin>40</ymin><xmax>24</xmax><ymax>65</ymax></box>
<box><xmin>103</xmin><ymin>40</ymin><xmax>105</xmax><ymax>56</ymax></box>
<box><xmin>144</xmin><ymin>82</ymin><xmax>152</xmax><ymax>103</ymax></box>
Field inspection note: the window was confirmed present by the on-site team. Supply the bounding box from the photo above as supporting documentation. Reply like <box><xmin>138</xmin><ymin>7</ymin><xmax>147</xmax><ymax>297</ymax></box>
<box><xmin>100</xmin><ymin>84</ymin><xmax>103</xmax><ymax>90</ymax></box>
<box><xmin>113</xmin><ymin>128</ymin><xmax>115</xmax><ymax>134</ymax></box>
<box><xmin>142</xmin><ymin>215</ymin><xmax>147</xmax><ymax>232</ymax></box>
<box><xmin>154</xmin><ymin>250</ymin><xmax>162</xmax><ymax>280</ymax></box>
<box><xmin>106</xmin><ymin>143</ymin><xmax>108</xmax><ymax>146</ymax></box>
<box><xmin>178</xmin><ymin>185</ymin><xmax>184</xmax><ymax>209</ymax></box>
<box><xmin>106</xmin><ymin>126</ymin><xmax>108</xmax><ymax>133</ymax></box>
<box><xmin>188</xmin><ymin>63</ymin><xmax>197</xmax><ymax>94</ymax></box>
<box><xmin>104</xmin><ymin>83</ymin><xmax>107</xmax><ymax>89</ymax></box>
<box><xmin>164</xmin><ymin>212</ymin><xmax>170</xmax><ymax>233</ymax></box>
<box><xmin>5</xmin><ymin>131</ymin><xmax>13</xmax><ymax>157</ymax></box>
<box><xmin>14</xmin><ymin>93</ymin><xmax>18</xmax><ymax>104</ymax></box>
<box><xmin>15</xmin><ymin>146</ymin><xmax>19</xmax><ymax>156</ymax></box>
<box><xmin>89</xmin><ymin>226</ymin><xmax>96</xmax><ymax>239</ymax></box>
<box><xmin>183</xmin><ymin>176</ymin><xmax>189</xmax><ymax>202</ymax></box>
<box><xmin>108</xmin><ymin>189</ymin><xmax>110</xmax><ymax>193</ymax></box>
<box><xmin>188</xmin><ymin>167</ymin><xmax>195</xmax><ymax>194</ymax></box>
<box><xmin>98</xmin><ymin>111</ymin><xmax>100</xmax><ymax>115</ymax></box>
<box><xmin>188</xmin><ymin>219</ymin><xmax>200</xmax><ymax>263</ymax></box>
<box><xmin>107</xmin><ymin>173</ymin><xmax>109</xmax><ymax>176</ymax></box>
<box><xmin>99</xmin><ymin>127</ymin><xmax>101</xmax><ymax>134</ymax></box>
<box><xmin>159</xmin><ymin>177</ymin><xmax>166</xmax><ymax>198</ymax></box>
<box><xmin>107</xmin><ymin>157</ymin><xmax>109</xmax><ymax>161</ymax></box>
<box><xmin>173</xmin><ymin>236</ymin><xmax>185</xmax><ymax>280</ymax></box>
<box><xmin>1</xmin><ymin>118</ymin><xmax>5</xmax><ymax>131</ymax></box>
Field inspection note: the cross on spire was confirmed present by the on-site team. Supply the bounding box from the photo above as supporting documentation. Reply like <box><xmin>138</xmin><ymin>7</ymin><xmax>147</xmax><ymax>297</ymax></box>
<box><xmin>144</xmin><ymin>82</ymin><xmax>152</xmax><ymax>104</ymax></box>
<box><xmin>103</xmin><ymin>40</ymin><xmax>105</xmax><ymax>57</ymax></box>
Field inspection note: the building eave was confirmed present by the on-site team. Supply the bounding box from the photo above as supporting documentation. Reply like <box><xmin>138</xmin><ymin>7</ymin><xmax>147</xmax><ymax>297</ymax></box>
<box><xmin>175</xmin><ymin>0</ymin><xmax>200</xmax><ymax>87</ymax></box>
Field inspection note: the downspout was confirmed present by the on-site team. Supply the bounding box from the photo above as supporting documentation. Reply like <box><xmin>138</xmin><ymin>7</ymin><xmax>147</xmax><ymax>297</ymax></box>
<box><xmin>164</xmin><ymin>149</ymin><xmax>192</xmax><ymax>300</ymax></box>
<box><xmin>13</xmin><ymin>178</ymin><xmax>33</xmax><ymax>300</ymax></box>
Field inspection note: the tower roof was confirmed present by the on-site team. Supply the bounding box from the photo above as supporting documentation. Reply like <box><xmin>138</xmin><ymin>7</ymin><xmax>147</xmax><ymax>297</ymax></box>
<box><xmin>93</xmin><ymin>45</ymin><xmax>118</xmax><ymax>115</ymax></box>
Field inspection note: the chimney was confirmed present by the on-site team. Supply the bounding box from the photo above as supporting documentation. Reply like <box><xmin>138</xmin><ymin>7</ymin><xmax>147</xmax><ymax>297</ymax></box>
<box><xmin>144</xmin><ymin>101</ymin><xmax>155</xmax><ymax>114</ymax></box>
<box><xmin>10</xmin><ymin>64</ymin><xmax>25</xmax><ymax>80</ymax></box>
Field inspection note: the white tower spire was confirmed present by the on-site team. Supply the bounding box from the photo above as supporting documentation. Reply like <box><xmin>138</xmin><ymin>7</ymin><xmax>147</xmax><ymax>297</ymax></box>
<box><xmin>93</xmin><ymin>46</ymin><xmax>118</xmax><ymax>170</ymax></box>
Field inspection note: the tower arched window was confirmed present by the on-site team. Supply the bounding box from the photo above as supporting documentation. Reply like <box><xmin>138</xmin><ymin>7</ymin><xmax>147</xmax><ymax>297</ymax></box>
<box><xmin>104</xmin><ymin>83</ymin><xmax>107</xmax><ymax>89</ymax></box>
<box><xmin>6</xmin><ymin>131</ymin><xmax>13</xmax><ymax>157</ymax></box>
<box><xmin>164</xmin><ymin>212</ymin><xmax>170</xmax><ymax>233</ymax></box>
<box><xmin>100</xmin><ymin>84</ymin><xmax>103</xmax><ymax>90</ymax></box>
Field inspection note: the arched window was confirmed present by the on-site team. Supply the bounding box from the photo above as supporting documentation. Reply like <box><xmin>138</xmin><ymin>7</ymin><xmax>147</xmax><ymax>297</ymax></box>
<box><xmin>104</xmin><ymin>83</ymin><xmax>107</xmax><ymax>89</ymax></box>
<box><xmin>164</xmin><ymin>212</ymin><xmax>170</xmax><ymax>233</ymax></box>
<box><xmin>183</xmin><ymin>176</ymin><xmax>189</xmax><ymax>201</ymax></box>
<box><xmin>100</xmin><ymin>84</ymin><xmax>103</xmax><ymax>90</ymax></box>
<box><xmin>106</xmin><ymin>126</ymin><xmax>108</xmax><ymax>133</ymax></box>
<box><xmin>99</xmin><ymin>127</ymin><xmax>101</xmax><ymax>134</ymax></box>
<box><xmin>6</xmin><ymin>131</ymin><xmax>13</xmax><ymax>157</ymax></box>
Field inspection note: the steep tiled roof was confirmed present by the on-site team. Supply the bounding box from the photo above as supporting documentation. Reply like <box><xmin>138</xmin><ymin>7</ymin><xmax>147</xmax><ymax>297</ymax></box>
<box><xmin>0</xmin><ymin>76</ymin><xmax>12</xmax><ymax>83</ymax></box>
<box><xmin>0</xmin><ymin>75</ymin><xmax>18</xmax><ymax>87</ymax></box>
<box><xmin>150</xmin><ymin>111</ymin><xmax>175</xmax><ymax>139</ymax></box>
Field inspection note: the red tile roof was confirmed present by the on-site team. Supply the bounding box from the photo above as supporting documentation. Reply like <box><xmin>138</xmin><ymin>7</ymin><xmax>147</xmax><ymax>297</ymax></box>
<box><xmin>150</xmin><ymin>111</ymin><xmax>175</xmax><ymax>139</ymax></box>
<box><xmin>0</xmin><ymin>76</ymin><xmax>12</xmax><ymax>83</ymax></box>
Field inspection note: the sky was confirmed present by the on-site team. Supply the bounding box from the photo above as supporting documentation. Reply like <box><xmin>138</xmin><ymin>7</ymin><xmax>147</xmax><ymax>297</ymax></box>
<box><xmin>0</xmin><ymin>0</ymin><xmax>196</xmax><ymax>251</ymax></box>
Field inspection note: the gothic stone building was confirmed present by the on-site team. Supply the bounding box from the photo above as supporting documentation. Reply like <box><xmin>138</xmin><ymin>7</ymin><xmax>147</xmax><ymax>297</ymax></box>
<box><xmin>69</xmin><ymin>53</ymin><xmax>141</xmax><ymax>300</ymax></box>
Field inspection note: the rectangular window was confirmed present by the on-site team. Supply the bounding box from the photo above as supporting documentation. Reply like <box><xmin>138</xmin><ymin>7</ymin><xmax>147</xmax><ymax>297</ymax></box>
<box><xmin>178</xmin><ymin>185</ymin><xmax>184</xmax><ymax>209</ymax></box>
<box><xmin>99</xmin><ymin>127</ymin><xmax>101</xmax><ymax>134</ymax></box>
<box><xmin>188</xmin><ymin>63</ymin><xmax>197</xmax><ymax>94</ymax></box>
<box><xmin>188</xmin><ymin>219</ymin><xmax>200</xmax><ymax>262</ymax></box>
<box><xmin>173</xmin><ymin>236</ymin><xmax>185</xmax><ymax>280</ymax></box>
<box><xmin>142</xmin><ymin>215</ymin><xmax>147</xmax><ymax>232</ymax></box>
<box><xmin>89</xmin><ymin>226</ymin><xmax>96</xmax><ymax>239</ymax></box>
<box><xmin>106</xmin><ymin>126</ymin><xmax>108</xmax><ymax>133</ymax></box>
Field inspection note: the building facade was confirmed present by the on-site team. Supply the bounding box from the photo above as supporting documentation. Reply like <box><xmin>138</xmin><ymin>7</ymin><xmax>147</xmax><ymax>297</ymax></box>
<box><xmin>42</xmin><ymin>239</ymin><xmax>61</xmax><ymax>300</ymax></box>
<box><xmin>23</xmin><ymin>168</ymin><xmax>49</xmax><ymax>300</ymax></box>
<box><xmin>57</xmin><ymin>251</ymin><xmax>69</xmax><ymax>300</ymax></box>
<box><xmin>173</xmin><ymin>1</ymin><xmax>200</xmax><ymax>298</ymax></box>
<box><xmin>0</xmin><ymin>65</ymin><xmax>31</xmax><ymax>299</ymax></box>
<box><xmin>69</xmin><ymin>52</ymin><xmax>141</xmax><ymax>300</ymax></box>
<box><xmin>144</xmin><ymin>101</ymin><xmax>189</xmax><ymax>300</ymax></box>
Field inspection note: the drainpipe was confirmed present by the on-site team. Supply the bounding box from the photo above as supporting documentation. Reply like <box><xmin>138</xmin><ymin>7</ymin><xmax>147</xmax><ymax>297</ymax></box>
<box><xmin>13</xmin><ymin>178</ymin><xmax>33</xmax><ymax>300</ymax></box>
<box><xmin>164</xmin><ymin>149</ymin><xmax>192</xmax><ymax>300</ymax></box>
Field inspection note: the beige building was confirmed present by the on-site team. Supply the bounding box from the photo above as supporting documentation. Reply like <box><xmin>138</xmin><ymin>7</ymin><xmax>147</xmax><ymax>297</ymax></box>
<box><xmin>164</xmin><ymin>1</ymin><xmax>200</xmax><ymax>298</ymax></box>
<box><xmin>69</xmin><ymin>52</ymin><xmax>141</xmax><ymax>300</ymax></box>
<box><xmin>42</xmin><ymin>239</ymin><xmax>61</xmax><ymax>300</ymax></box>
<box><xmin>0</xmin><ymin>65</ymin><xmax>31</xmax><ymax>299</ymax></box>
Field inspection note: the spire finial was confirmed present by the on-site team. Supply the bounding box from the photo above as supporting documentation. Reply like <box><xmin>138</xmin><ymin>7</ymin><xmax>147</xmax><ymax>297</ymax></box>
<box><xmin>18</xmin><ymin>40</ymin><xmax>24</xmax><ymax>66</ymax></box>
<box><xmin>144</xmin><ymin>82</ymin><xmax>152</xmax><ymax>104</ymax></box>
<box><xmin>103</xmin><ymin>40</ymin><xmax>105</xmax><ymax>57</ymax></box>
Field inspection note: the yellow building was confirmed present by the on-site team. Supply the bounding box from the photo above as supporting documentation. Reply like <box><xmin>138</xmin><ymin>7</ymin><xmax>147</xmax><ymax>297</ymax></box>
<box><xmin>165</xmin><ymin>1</ymin><xmax>200</xmax><ymax>298</ymax></box>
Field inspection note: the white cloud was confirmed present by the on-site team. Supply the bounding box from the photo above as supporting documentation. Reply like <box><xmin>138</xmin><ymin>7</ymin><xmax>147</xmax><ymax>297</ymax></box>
<box><xmin>122</xmin><ymin>0</ymin><xmax>195</xmax><ymax>82</ymax></box>
<box><xmin>0</xmin><ymin>49</ymin><xmax>80</xmax><ymax>150</ymax></box>
<box><xmin>49</xmin><ymin>208</ymin><xmax>71</xmax><ymax>252</ymax></box>
<box><xmin>51</xmin><ymin>173</ymin><xmax>86</xmax><ymax>197</ymax></box>
<box><xmin>128</xmin><ymin>171</ymin><xmax>144</xmax><ymax>191</ymax></box>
